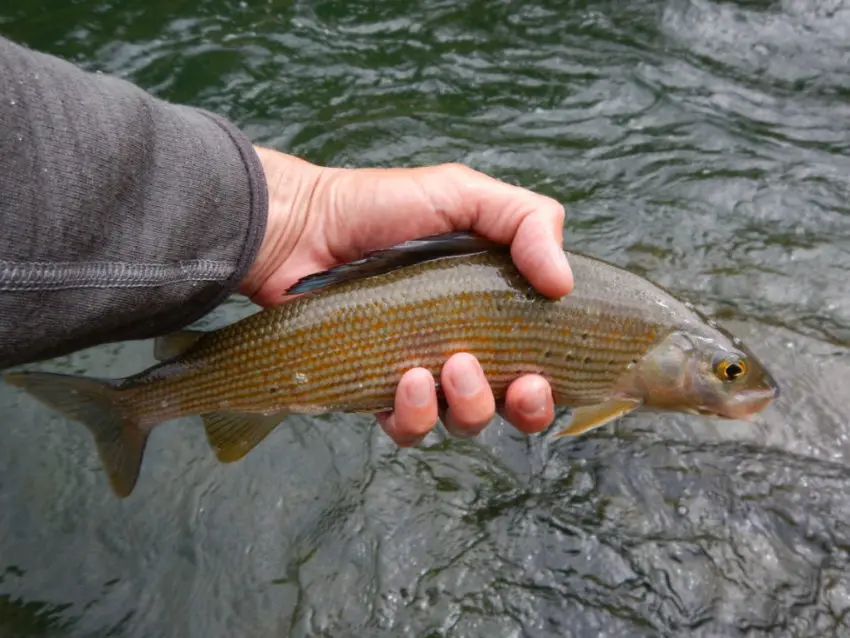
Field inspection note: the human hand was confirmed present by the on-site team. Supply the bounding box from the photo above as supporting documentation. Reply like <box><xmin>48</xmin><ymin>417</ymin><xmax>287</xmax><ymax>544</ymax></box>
<box><xmin>240</xmin><ymin>147</ymin><xmax>573</xmax><ymax>445</ymax></box>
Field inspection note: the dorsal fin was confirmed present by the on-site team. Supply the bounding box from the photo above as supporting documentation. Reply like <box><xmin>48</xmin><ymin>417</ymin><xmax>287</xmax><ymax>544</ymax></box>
<box><xmin>285</xmin><ymin>231</ymin><xmax>506</xmax><ymax>295</ymax></box>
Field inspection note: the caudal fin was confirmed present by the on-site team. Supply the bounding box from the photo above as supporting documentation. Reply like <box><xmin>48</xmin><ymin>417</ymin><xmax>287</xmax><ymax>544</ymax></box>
<box><xmin>4</xmin><ymin>371</ymin><xmax>148</xmax><ymax>498</ymax></box>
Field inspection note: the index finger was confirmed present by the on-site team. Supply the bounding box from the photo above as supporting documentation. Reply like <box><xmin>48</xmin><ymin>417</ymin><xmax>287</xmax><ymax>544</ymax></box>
<box><xmin>324</xmin><ymin>163</ymin><xmax>573</xmax><ymax>299</ymax></box>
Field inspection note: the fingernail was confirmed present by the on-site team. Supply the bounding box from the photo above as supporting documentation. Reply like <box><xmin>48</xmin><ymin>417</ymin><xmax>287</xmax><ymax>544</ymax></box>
<box><xmin>556</xmin><ymin>243</ymin><xmax>570</xmax><ymax>268</ymax></box>
<box><xmin>449</xmin><ymin>364</ymin><xmax>481</xmax><ymax>397</ymax></box>
<box><xmin>549</xmin><ymin>244</ymin><xmax>573</xmax><ymax>288</ymax></box>
<box><xmin>405</xmin><ymin>375</ymin><xmax>432</xmax><ymax>407</ymax></box>
<box><xmin>519</xmin><ymin>383</ymin><xmax>549</xmax><ymax>417</ymax></box>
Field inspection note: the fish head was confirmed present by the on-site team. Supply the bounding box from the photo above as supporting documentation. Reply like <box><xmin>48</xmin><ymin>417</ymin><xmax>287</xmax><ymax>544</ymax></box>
<box><xmin>627</xmin><ymin>329</ymin><xmax>779</xmax><ymax>421</ymax></box>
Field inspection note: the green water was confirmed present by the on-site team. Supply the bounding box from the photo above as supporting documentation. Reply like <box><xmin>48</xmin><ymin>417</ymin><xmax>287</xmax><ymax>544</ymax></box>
<box><xmin>2</xmin><ymin>0</ymin><xmax>850</xmax><ymax>635</ymax></box>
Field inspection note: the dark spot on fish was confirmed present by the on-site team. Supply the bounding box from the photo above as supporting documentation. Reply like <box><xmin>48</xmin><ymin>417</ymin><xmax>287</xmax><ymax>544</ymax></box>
<box><xmin>545</xmin><ymin>351</ymin><xmax>552</xmax><ymax>359</ymax></box>
<box><xmin>632</xmin><ymin>358</ymin><xmax>638</xmax><ymax>364</ymax></box>
<box><xmin>584</xmin><ymin>356</ymin><xmax>591</xmax><ymax>365</ymax></box>
<box><xmin>269</xmin><ymin>386</ymin><xmax>279</xmax><ymax>393</ymax></box>
<box><xmin>582</xmin><ymin>333</ymin><xmax>588</xmax><ymax>340</ymax></box>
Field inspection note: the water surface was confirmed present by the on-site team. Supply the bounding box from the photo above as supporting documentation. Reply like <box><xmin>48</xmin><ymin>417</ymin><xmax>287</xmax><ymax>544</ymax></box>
<box><xmin>2</xmin><ymin>0</ymin><xmax>850</xmax><ymax>635</ymax></box>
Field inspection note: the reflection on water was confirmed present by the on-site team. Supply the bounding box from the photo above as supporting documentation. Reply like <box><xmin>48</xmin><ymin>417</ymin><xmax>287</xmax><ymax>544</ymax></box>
<box><xmin>2</xmin><ymin>0</ymin><xmax>850</xmax><ymax>635</ymax></box>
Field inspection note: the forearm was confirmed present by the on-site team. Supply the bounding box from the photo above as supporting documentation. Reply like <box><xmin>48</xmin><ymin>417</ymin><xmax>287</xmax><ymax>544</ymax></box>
<box><xmin>0</xmin><ymin>36</ymin><xmax>267</xmax><ymax>369</ymax></box>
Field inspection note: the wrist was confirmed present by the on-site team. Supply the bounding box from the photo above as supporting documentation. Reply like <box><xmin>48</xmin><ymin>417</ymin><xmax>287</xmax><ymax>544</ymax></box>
<box><xmin>239</xmin><ymin>147</ymin><xmax>326</xmax><ymax>300</ymax></box>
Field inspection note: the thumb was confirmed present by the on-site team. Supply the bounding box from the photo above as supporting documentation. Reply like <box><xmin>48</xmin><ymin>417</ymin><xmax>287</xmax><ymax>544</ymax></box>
<box><xmin>454</xmin><ymin>166</ymin><xmax>573</xmax><ymax>298</ymax></box>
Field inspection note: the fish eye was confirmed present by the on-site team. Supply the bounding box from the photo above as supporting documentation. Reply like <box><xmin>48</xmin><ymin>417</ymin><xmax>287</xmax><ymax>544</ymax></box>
<box><xmin>713</xmin><ymin>354</ymin><xmax>748</xmax><ymax>383</ymax></box>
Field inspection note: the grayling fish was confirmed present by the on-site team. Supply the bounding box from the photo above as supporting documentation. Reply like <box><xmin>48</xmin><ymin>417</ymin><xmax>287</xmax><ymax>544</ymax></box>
<box><xmin>3</xmin><ymin>232</ymin><xmax>779</xmax><ymax>497</ymax></box>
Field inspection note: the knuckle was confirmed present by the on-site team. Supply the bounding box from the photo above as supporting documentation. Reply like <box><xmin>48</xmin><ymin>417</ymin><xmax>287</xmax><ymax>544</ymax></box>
<box><xmin>443</xmin><ymin>410</ymin><xmax>491</xmax><ymax>437</ymax></box>
<box><xmin>445</xmin><ymin>161</ymin><xmax>471</xmax><ymax>174</ymax></box>
<box><xmin>394</xmin><ymin>433</ymin><xmax>427</xmax><ymax>447</ymax></box>
<box><xmin>449</xmin><ymin>400</ymin><xmax>495</xmax><ymax>429</ymax></box>
<box><xmin>505</xmin><ymin>403</ymin><xmax>554</xmax><ymax>433</ymax></box>
<box><xmin>395</xmin><ymin>405</ymin><xmax>437</xmax><ymax>437</ymax></box>
<box><xmin>549</xmin><ymin>200</ymin><xmax>566</xmax><ymax>224</ymax></box>
<box><xmin>535</xmin><ymin>196</ymin><xmax>565</xmax><ymax>224</ymax></box>
<box><xmin>443</xmin><ymin>162</ymin><xmax>478</xmax><ymax>183</ymax></box>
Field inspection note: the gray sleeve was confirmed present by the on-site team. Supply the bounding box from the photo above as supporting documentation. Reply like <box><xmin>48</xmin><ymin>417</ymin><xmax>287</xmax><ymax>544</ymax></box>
<box><xmin>0</xmin><ymin>36</ymin><xmax>268</xmax><ymax>369</ymax></box>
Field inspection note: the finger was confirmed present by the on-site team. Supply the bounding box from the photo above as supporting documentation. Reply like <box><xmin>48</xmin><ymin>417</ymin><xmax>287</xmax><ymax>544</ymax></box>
<box><xmin>499</xmin><ymin>374</ymin><xmax>555</xmax><ymax>434</ymax></box>
<box><xmin>440</xmin><ymin>352</ymin><xmax>496</xmax><ymax>437</ymax></box>
<box><xmin>376</xmin><ymin>368</ymin><xmax>438</xmax><ymax>446</ymax></box>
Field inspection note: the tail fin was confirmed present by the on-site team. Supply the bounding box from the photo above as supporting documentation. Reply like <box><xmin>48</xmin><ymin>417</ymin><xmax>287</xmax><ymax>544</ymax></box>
<box><xmin>4</xmin><ymin>371</ymin><xmax>148</xmax><ymax>498</ymax></box>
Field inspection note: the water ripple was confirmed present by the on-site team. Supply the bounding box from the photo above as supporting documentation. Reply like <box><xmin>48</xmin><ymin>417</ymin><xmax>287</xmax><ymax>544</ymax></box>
<box><xmin>1</xmin><ymin>0</ymin><xmax>850</xmax><ymax>635</ymax></box>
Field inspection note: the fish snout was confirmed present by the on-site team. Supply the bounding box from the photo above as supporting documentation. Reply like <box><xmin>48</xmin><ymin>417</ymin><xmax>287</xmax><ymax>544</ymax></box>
<box><xmin>725</xmin><ymin>384</ymin><xmax>779</xmax><ymax>421</ymax></box>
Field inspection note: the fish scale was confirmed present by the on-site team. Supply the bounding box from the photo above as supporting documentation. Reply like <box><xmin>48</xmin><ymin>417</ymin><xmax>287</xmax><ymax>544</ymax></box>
<box><xmin>3</xmin><ymin>232</ymin><xmax>778</xmax><ymax>497</ymax></box>
<box><xmin>125</xmin><ymin>256</ymin><xmax>667</xmax><ymax>417</ymax></box>
<box><xmin>169</xmin><ymin>262</ymin><xmax>634</xmax><ymax>406</ymax></box>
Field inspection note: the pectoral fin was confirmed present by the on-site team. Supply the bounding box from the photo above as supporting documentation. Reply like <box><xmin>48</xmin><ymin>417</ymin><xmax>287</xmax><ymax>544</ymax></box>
<box><xmin>153</xmin><ymin>330</ymin><xmax>206</xmax><ymax>361</ymax></box>
<box><xmin>201</xmin><ymin>411</ymin><xmax>287</xmax><ymax>463</ymax></box>
<box><xmin>553</xmin><ymin>398</ymin><xmax>641</xmax><ymax>437</ymax></box>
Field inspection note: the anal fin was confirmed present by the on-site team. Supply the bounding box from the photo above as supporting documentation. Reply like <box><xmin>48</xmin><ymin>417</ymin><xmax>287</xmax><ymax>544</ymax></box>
<box><xmin>553</xmin><ymin>398</ymin><xmax>641</xmax><ymax>437</ymax></box>
<box><xmin>200</xmin><ymin>411</ymin><xmax>287</xmax><ymax>463</ymax></box>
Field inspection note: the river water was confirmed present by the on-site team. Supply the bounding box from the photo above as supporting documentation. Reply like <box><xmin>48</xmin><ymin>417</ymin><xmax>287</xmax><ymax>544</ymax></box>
<box><xmin>2</xmin><ymin>0</ymin><xmax>850</xmax><ymax>636</ymax></box>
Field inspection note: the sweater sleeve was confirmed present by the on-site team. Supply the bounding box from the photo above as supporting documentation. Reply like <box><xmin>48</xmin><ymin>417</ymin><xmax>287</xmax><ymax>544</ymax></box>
<box><xmin>0</xmin><ymin>36</ymin><xmax>268</xmax><ymax>369</ymax></box>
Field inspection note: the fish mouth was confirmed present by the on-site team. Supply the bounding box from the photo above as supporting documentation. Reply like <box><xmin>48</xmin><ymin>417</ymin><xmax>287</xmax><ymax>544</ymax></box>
<box><xmin>743</xmin><ymin>385</ymin><xmax>780</xmax><ymax>403</ymax></box>
<box><xmin>761</xmin><ymin>370</ymin><xmax>781</xmax><ymax>400</ymax></box>
<box><xmin>693</xmin><ymin>384</ymin><xmax>780</xmax><ymax>421</ymax></box>
<box><xmin>719</xmin><ymin>386</ymin><xmax>780</xmax><ymax>421</ymax></box>
<box><xmin>767</xmin><ymin>377</ymin><xmax>782</xmax><ymax>399</ymax></box>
